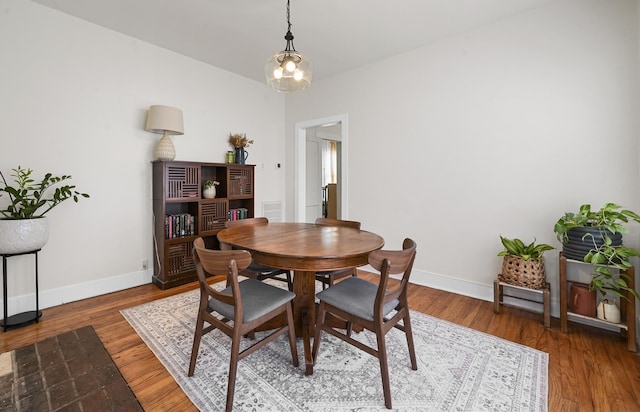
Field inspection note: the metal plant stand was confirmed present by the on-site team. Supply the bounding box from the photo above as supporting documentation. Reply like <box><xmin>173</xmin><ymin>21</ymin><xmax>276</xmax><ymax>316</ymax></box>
<box><xmin>2</xmin><ymin>249</ymin><xmax>42</xmax><ymax>332</ymax></box>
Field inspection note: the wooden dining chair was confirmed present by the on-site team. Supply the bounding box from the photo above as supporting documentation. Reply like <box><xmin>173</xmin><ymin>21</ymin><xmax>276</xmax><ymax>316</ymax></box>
<box><xmin>188</xmin><ymin>237</ymin><xmax>299</xmax><ymax>412</ymax></box>
<box><xmin>223</xmin><ymin>217</ymin><xmax>293</xmax><ymax>290</ymax></box>
<box><xmin>312</xmin><ymin>238</ymin><xmax>418</xmax><ymax>410</ymax></box>
<box><xmin>314</xmin><ymin>217</ymin><xmax>361</xmax><ymax>289</ymax></box>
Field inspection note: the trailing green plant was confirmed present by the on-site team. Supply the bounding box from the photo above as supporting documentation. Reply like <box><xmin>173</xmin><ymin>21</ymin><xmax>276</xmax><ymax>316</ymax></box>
<box><xmin>203</xmin><ymin>180</ymin><xmax>219</xmax><ymax>189</ymax></box>
<box><xmin>498</xmin><ymin>236</ymin><xmax>554</xmax><ymax>261</ymax></box>
<box><xmin>553</xmin><ymin>203</ymin><xmax>640</xmax><ymax>243</ymax></box>
<box><xmin>0</xmin><ymin>166</ymin><xmax>89</xmax><ymax>219</ymax></box>
<box><xmin>553</xmin><ymin>203</ymin><xmax>640</xmax><ymax>301</ymax></box>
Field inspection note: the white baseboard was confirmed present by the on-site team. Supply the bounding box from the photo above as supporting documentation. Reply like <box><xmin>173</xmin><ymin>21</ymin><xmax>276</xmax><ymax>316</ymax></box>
<box><xmin>364</xmin><ymin>266</ymin><xmax>564</xmax><ymax>318</ymax></box>
<box><xmin>2</xmin><ymin>266</ymin><xmax>626</xmax><ymax>336</ymax></box>
<box><xmin>0</xmin><ymin>269</ymin><xmax>153</xmax><ymax>317</ymax></box>
<box><xmin>408</xmin><ymin>268</ymin><xmax>625</xmax><ymax>333</ymax></box>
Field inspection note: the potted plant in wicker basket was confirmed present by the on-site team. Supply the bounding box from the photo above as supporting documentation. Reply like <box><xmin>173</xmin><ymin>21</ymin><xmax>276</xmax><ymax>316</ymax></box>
<box><xmin>498</xmin><ymin>236</ymin><xmax>554</xmax><ymax>290</ymax></box>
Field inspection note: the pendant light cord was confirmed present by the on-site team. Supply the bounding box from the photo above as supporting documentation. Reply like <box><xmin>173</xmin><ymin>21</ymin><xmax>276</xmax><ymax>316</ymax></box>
<box><xmin>265</xmin><ymin>0</ymin><xmax>312</xmax><ymax>92</ymax></box>
<box><xmin>284</xmin><ymin>0</ymin><xmax>295</xmax><ymax>52</ymax></box>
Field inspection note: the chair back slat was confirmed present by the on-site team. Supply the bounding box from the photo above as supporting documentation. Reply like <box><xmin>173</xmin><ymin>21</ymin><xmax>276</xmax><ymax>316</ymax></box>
<box><xmin>369</xmin><ymin>238</ymin><xmax>417</xmax><ymax>305</ymax></box>
<box><xmin>368</xmin><ymin>247</ymin><xmax>415</xmax><ymax>274</ymax></box>
<box><xmin>193</xmin><ymin>237</ymin><xmax>252</xmax><ymax>306</ymax></box>
<box><xmin>225</xmin><ymin>217</ymin><xmax>269</xmax><ymax>228</ymax></box>
<box><xmin>315</xmin><ymin>217</ymin><xmax>361</xmax><ymax>229</ymax></box>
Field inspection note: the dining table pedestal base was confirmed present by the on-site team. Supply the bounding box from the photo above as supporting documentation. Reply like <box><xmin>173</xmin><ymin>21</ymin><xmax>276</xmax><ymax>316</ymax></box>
<box><xmin>293</xmin><ymin>270</ymin><xmax>317</xmax><ymax>375</ymax></box>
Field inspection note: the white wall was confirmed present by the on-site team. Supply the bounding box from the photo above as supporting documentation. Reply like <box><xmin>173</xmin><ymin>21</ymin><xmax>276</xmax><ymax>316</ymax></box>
<box><xmin>0</xmin><ymin>0</ymin><xmax>286</xmax><ymax>312</ymax></box>
<box><xmin>285</xmin><ymin>0</ymin><xmax>640</xmax><ymax>315</ymax></box>
<box><xmin>2</xmin><ymin>0</ymin><xmax>639</xmax><ymax>332</ymax></box>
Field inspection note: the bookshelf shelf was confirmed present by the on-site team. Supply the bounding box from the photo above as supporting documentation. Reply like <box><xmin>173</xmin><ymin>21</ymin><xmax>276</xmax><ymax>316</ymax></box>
<box><xmin>152</xmin><ymin>161</ymin><xmax>255</xmax><ymax>289</ymax></box>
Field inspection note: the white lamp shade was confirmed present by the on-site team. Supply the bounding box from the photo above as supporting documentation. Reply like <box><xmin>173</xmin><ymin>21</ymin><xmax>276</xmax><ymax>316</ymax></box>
<box><xmin>145</xmin><ymin>105</ymin><xmax>184</xmax><ymax>161</ymax></box>
<box><xmin>145</xmin><ymin>105</ymin><xmax>184</xmax><ymax>135</ymax></box>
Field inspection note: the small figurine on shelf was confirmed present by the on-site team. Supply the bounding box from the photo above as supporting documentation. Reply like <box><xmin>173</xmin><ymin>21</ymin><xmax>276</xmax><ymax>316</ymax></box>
<box><xmin>228</xmin><ymin>133</ymin><xmax>253</xmax><ymax>164</ymax></box>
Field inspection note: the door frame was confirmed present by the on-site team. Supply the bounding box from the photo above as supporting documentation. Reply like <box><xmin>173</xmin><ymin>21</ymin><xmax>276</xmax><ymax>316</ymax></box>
<box><xmin>294</xmin><ymin>113</ymin><xmax>349</xmax><ymax>222</ymax></box>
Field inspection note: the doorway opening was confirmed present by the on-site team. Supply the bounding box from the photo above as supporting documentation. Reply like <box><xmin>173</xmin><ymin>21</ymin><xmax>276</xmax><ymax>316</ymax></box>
<box><xmin>294</xmin><ymin>114</ymin><xmax>349</xmax><ymax>223</ymax></box>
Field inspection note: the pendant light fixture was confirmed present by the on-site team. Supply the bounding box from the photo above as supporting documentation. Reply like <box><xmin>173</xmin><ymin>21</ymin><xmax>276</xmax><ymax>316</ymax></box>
<box><xmin>265</xmin><ymin>0</ymin><xmax>312</xmax><ymax>93</ymax></box>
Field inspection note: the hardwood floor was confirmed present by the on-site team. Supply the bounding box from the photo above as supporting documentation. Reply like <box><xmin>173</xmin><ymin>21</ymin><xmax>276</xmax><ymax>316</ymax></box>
<box><xmin>2</xmin><ymin>272</ymin><xmax>640</xmax><ymax>411</ymax></box>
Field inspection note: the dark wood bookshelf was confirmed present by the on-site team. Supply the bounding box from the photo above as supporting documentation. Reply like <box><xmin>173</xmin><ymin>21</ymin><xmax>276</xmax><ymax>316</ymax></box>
<box><xmin>152</xmin><ymin>161</ymin><xmax>255</xmax><ymax>289</ymax></box>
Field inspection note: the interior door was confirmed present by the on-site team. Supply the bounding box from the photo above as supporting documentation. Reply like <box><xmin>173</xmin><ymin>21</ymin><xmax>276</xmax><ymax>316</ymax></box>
<box><xmin>295</xmin><ymin>115</ymin><xmax>346</xmax><ymax>223</ymax></box>
<box><xmin>305</xmin><ymin>134</ymin><xmax>322</xmax><ymax>223</ymax></box>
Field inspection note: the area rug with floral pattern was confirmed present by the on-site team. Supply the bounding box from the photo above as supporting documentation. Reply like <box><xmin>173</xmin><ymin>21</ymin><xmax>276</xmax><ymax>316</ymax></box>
<box><xmin>121</xmin><ymin>284</ymin><xmax>548</xmax><ymax>411</ymax></box>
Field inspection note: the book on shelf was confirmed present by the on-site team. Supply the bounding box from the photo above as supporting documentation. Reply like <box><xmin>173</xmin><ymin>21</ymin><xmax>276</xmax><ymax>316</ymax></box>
<box><xmin>165</xmin><ymin>213</ymin><xmax>196</xmax><ymax>239</ymax></box>
<box><xmin>228</xmin><ymin>208</ymin><xmax>249</xmax><ymax>221</ymax></box>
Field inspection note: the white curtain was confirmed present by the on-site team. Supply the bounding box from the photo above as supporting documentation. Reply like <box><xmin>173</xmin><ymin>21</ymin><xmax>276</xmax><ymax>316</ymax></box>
<box><xmin>321</xmin><ymin>140</ymin><xmax>337</xmax><ymax>186</ymax></box>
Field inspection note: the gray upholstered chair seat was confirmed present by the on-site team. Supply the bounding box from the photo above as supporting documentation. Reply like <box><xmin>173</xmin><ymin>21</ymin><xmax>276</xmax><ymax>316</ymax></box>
<box><xmin>315</xmin><ymin>277</ymin><xmax>399</xmax><ymax>321</ymax></box>
<box><xmin>210</xmin><ymin>278</ymin><xmax>295</xmax><ymax>323</ymax></box>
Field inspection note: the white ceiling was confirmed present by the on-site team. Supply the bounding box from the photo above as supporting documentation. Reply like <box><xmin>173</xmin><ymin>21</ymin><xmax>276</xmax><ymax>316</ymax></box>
<box><xmin>30</xmin><ymin>0</ymin><xmax>558</xmax><ymax>84</ymax></box>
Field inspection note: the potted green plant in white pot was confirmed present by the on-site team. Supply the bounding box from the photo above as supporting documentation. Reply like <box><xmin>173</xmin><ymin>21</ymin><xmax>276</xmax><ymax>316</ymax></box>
<box><xmin>0</xmin><ymin>166</ymin><xmax>89</xmax><ymax>254</ymax></box>
<box><xmin>553</xmin><ymin>203</ymin><xmax>640</xmax><ymax>300</ymax></box>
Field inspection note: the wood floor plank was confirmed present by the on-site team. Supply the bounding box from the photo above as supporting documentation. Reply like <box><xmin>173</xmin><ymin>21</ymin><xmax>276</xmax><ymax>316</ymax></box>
<box><xmin>545</xmin><ymin>328</ymin><xmax>566</xmax><ymax>412</ymax></box>
<box><xmin>2</xmin><ymin>272</ymin><xmax>640</xmax><ymax>410</ymax></box>
<box><xmin>595</xmin><ymin>336</ymin><xmax>633</xmax><ymax>412</ymax></box>
<box><xmin>556</xmin><ymin>325</ymin><xmax>580</xmax><ymax>405</ymax></box>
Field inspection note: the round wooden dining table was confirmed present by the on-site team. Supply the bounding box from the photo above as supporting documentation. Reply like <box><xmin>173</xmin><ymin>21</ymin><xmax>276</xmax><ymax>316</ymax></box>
<box><xmin>217</xmin><ymin>221</ymin><xmax>384</xmax><ymax>375</ymax></box>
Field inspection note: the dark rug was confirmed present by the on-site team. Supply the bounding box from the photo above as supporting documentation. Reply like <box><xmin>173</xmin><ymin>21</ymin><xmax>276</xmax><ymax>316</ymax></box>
<box><xmin>0</xmin><ymin>325</ymin><xmax>142</xmax><ymax>411</ymax></box>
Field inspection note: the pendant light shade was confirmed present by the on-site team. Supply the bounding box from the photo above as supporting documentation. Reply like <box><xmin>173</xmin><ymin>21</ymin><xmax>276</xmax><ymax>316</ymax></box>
<box><xmin>265</xmin><ymin>0</ymin><xmax>312</xmax><ymax>93</ymax></box>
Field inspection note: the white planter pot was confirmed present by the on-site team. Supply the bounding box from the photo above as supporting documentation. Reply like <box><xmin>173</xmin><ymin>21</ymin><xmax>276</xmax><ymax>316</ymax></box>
<box><xmin>596</xmin><ymin>299</ymin><xmax>621</xmax><ymax>323</ymax></box>
<box><xmin>203</xmin><ymin>186</ymin><xmax>216</xmax><ymax>199</ymax></box>
<box><xmin>0</xmin><ymin>217</ymin><xmax>49</xmax><ymax>254</ymax></box>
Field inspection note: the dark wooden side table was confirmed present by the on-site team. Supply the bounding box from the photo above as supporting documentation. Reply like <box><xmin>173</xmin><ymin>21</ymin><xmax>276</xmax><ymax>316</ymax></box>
<box><xmin>2</xmin><ymin>249</ymin><xmax>42</xmax><ymax>332</ymax></box>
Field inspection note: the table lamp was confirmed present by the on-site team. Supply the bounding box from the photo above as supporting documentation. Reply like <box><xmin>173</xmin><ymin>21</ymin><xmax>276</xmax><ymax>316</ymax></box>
<box><xmin>145</xmin><ymin>105</ymin><xmax>184</xmax><ymax>161</ymax></box>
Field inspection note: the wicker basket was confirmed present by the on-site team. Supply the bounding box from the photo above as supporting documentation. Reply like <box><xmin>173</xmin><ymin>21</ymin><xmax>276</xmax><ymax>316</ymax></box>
<box><xmin>499</xmin><ymin>255</ymin><xmax>546</xmax><ymax>289</ymax></box>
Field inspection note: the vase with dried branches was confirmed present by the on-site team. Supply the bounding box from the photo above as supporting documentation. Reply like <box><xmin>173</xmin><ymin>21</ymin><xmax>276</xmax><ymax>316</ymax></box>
<box><xmin>228</xmin><ymin>133</ymin><xmax>253</xmax><ymax>164</ymax></box>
